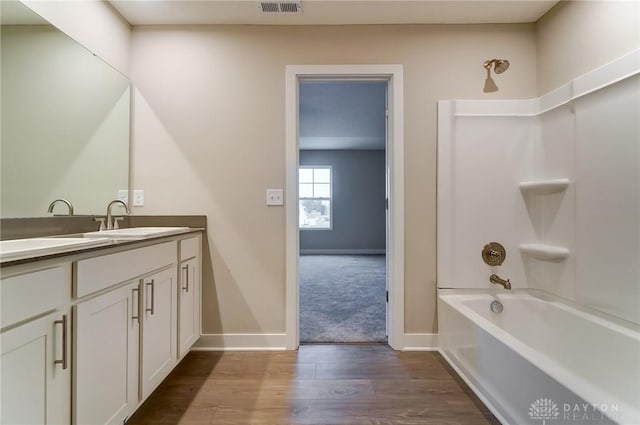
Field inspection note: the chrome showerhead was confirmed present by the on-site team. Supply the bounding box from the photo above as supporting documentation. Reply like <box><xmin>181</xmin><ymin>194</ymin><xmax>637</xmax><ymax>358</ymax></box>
<box><xmin>483</xmin><ymin>58</ymin><xmax>510</xmax><ymax>92</ymax></box>
<box><xmin>483</xmin><ymin>59</ymin><xmax>510</xmax><ymax>73</ymax></box>
<box><xmin>494</xmin><ymin>59</ymin><xmax>510</xmax><ymax>74</ymax></box>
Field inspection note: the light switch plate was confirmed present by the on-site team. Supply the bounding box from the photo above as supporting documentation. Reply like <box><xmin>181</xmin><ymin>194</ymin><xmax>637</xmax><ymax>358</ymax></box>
<box><xmin>266</xmin><ymin>189</ymin><xmax>284</xmax><ymax>206</ymax></box>
<box><xmin>133</xmin><ymin>190</ymin><xmax>144</xmax><ymax>207</ymax></box>
<box><xmin>117</xmin><ymin>190</ymin><xmax>128</xmax><ymax>203</ymax></box>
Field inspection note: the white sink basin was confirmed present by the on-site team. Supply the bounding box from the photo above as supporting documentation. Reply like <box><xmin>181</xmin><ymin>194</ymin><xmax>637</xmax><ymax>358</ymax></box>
<box><xmin>0</xmin><ymin>238</ymin><xmax>113</xmax><ymax>262</ymax></box>
<box><xmin>83</xmin><ymin>227</ymin><xmax>190</xmax><ymax>240</ymax></box>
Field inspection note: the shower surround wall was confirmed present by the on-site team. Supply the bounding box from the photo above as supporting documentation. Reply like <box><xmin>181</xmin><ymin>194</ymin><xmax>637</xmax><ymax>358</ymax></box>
<box><xmin>438</xmin><ymin>49</ymin><xmax>640</xmax><ymax>324</ymax></box>
<box><xmin>437</xmin><ymin>50</ymin><xmax>640</xmax><ymax>424</ymax></box>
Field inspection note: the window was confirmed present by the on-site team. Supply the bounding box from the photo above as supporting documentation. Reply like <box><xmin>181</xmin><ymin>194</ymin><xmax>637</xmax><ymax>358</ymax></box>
<box><xmin>299</xmin><ymin>166</ymin><xmax>331</xmax><ymax>229</ymax></box>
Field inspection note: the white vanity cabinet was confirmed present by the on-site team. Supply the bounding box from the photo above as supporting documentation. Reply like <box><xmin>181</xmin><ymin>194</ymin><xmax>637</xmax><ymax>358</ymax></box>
<box><xmin>74</xmin><ymin>241</ymin><xmax>177</xmax><ymax>425</ymax></box>
<box><xmin>1</xmin><ymin>309</ymin><xmax>71</xmax><ymax>425</ymax></box>
<box><xmin>1</xmin><ymin>231</ymin><xmax>203</xmax><ymax>425</ymax></box>
<box><xmin>0</xmin><ymin>265</ymin><xmax>72</xmax><ymax>425</ymax></box>
<box><xmin>178</xmin><ymin>235</ymin><xmax>201</xmax><ymax>358</ymax></box>
<box><xmin>140</xmin><ymin>266</ymin><xmax>177</xmax><ymax>399</ymax></box>
<box><xmin>74</xmin><ymin>281</ymin><xmax>140</xmax><ymax>425</ymax></box>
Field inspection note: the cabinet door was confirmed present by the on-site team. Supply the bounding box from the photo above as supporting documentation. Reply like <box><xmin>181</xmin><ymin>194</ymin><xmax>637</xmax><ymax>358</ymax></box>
<box><xmin>1</xmin><ymin>310</ymin><xmax>71</xmax><ymax>425</ymax></box>
<box><xmin>75</xmin><ymin>282</ymin><xmax>139</xmax><ymax>425</ymax></box>
<box><xmin>141</xmin><ymin>267</ymin><xmax>177</xmax><ymax>399</ymax></box>
<box><xmin>178</xmin><ymin>258</ymin><xmax>200</xmax><ymax>357</ymax></box>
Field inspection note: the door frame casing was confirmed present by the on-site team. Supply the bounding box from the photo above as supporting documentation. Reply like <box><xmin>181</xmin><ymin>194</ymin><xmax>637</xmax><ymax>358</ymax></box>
<box><xmin>284</xmin><ymin>64</ymin><xmax>405</xmax><ymax>350</ymax></box>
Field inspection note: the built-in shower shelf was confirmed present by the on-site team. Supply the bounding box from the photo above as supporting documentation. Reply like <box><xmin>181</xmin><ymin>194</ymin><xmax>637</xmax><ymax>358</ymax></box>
<box><xmin>520</xmin><ymin>244</ymin><xmax>570</xmax><ymax>261</ymax></box>
<box><xmin>519</xmin><ymin>178</ymin><xmax>570</xmax><ymax>195</ymax></box>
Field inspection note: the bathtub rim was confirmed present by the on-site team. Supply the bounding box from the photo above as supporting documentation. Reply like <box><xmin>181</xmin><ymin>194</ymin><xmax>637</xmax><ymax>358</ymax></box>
<box><xmin>438</xmin><ymin>288</ymin><xmax>640</xmax><ymax>424</ymax></box>
<box><xmin>439</xmin><ymin>287</ymin><xmax>640</xmax><ymax>334</ymax></box>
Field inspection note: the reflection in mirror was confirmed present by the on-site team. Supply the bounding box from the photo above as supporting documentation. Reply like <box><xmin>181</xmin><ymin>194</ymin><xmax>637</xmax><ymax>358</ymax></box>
<box><xmin>1</xmin><ymin>0</ymin><xmax>130</xmax><ymax>218</ymax></box>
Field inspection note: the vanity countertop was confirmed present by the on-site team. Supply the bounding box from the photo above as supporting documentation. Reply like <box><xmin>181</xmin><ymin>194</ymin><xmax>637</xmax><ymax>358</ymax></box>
<box><xmin>0</xmin><ymin>227</ymin><xmax>204</xmax><ymax>268</ymax></box>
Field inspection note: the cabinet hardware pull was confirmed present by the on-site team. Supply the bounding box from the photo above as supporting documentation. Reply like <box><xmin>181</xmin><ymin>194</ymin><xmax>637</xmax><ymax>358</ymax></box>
<box><xmin>146</xmin><ymin>280</ymin><xmax>155</xmax><ymax>315</ymax></box>
<box><xmin>132</xmin><ymin>287</ymin><xmax>140</xmax><ymax>320</ymax></box>
<box><xmin>54</xmin><ymin>314</ymin><xmax>68</xmax><ymax>370</ymax></box>
<box><xmin>182</xmin><ymin>265</ymin><xmax>189</xmax><ymax>292</ymax></box>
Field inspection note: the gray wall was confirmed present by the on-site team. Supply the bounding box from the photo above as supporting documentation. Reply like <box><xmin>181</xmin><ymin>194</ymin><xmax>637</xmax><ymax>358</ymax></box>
<box><xmin>300</xmin><ymin>150</ymin><xmax>386</xmax><ymax>253</ymax></box>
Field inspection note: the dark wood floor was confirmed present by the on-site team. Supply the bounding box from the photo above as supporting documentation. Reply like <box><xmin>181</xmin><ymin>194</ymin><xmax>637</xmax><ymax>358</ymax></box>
<box><xmin>127</xmin><ymin>344</ymin><xmax>500</xmax><ymax>425</ymax></box>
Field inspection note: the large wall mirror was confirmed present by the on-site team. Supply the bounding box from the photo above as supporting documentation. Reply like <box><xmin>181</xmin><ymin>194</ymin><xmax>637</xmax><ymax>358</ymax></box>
<box><xmin>1</xmin><ymin>1</ymin><xmax>130</xmax><ymax>218</ymax></box>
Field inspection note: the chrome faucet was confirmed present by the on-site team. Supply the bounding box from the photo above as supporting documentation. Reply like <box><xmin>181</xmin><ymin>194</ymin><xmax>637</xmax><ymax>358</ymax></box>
<box><xmin>106</xmin><ymin>200</ymin><xmax>130</xmax><ymax>230</ymax></box>
<box><xmin>47</xmin><ymin>199</ymin><xmax>74</xmax><ymax>216</ymax></box>
<box><xmin>490</xmin><ymin>274</ymin><xmax>511</xmax><ymax>290</ymax></box>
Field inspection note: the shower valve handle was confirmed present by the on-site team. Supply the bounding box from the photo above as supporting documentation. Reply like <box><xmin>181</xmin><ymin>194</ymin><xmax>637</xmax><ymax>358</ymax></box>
<box><xmin>482</xmin><ymin>242</ymin><xmax>506</xmax><ymax>266</ymax></box>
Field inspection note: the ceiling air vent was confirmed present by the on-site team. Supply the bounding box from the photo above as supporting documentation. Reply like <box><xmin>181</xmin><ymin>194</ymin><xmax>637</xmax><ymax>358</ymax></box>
<box><xmin>258</xmin><ymin>1</ymin><xmax>302</xmax><ymax>14</ymax></box>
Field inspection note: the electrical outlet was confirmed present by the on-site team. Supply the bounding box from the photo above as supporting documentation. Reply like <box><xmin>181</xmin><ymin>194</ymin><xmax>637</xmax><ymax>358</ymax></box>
<box><xmin>133</xmin><ymin>190</ymin><xmax>144</xmax><ymax>207</ymax></box>
<box><xmin>117</xmin><ymin>190</ymin><xmax>128</xmax><ymax>203</ymax></box>
<box><xmin>266</xmin><ymin>189</ymin><xmax>284</xmax><ymax>206</ymax></box>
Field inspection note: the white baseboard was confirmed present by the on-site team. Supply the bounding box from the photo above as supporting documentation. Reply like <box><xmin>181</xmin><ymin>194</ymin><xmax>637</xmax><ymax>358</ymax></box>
<box><xmin>192</xmin><ymin>333</ymin><xmax>286</xmax><ymax>351</ymax></box>
<box><xmin>300</xmin><ymin>249</ymin><xmax>386</xmax><ymax>255</ymax></box>
<box><xmin>192</xmin><ymin>332</ymin><xmax>438</xmax><ymax>351</ymax></box>
<box><xmin>403</xmin><ymin>333</ymin><xmax>439</xmax><ymax>351</ymax></box>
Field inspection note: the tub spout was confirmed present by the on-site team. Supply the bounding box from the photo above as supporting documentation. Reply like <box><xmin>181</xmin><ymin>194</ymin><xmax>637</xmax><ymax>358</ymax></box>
<box><xmin>490</xmin><ymin>274</ymin><xmax>511</xmax><ymax>290</ymax></box>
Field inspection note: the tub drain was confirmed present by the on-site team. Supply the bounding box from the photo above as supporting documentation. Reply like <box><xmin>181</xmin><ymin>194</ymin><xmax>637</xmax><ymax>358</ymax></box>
<box><xmin>490</xmin><ymin>300</ymin><xmax>503</xmax><ymax>313</ymax></box>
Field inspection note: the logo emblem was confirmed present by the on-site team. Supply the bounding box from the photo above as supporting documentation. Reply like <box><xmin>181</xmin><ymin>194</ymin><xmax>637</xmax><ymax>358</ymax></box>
<box><xmin>529</xmin><ymin>398</ymin><xmax>559</xmax><ymax>424</ymax></box>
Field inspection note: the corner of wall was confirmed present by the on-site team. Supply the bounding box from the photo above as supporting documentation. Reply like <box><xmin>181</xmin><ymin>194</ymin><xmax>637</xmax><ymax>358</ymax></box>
<box><xmin>535</xmin><ymin>0</ymin><xmax>640</xmax><ymax>94</ymax></box>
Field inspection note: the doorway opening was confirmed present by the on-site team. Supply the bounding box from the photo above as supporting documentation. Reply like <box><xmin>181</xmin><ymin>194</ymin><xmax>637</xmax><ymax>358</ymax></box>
<box><xmin>285</xmin><ymin>65</ymin><xmax>404</xmax><ymax>350</ymax></box>
<box><xmin>298</xmin><ymin>80</ymin><xmax>387</xmax><ymax>343</ymax></box>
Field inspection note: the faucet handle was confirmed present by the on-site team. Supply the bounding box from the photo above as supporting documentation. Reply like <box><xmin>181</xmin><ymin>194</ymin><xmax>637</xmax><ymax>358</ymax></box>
<box><xmin>482</xmin><ymin>242</ymin><xmax>506</xmax><ymax>266</ymax></box>
<box><xmin>93</xmin><ymin>217</ymin><xmax>106</xmax><ymax>231</ymax></box>
<box><xmin>113</xmin><ymin>217</ymin><xmax>125</xmax><ymax>229</ymax></box>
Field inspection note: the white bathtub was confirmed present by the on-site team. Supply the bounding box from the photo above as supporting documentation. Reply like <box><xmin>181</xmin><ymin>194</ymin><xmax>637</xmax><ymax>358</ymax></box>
<box><xmin>438</xmin><ymin>290</ymin><xmax>640</xmax><ymax>425</ymax></box>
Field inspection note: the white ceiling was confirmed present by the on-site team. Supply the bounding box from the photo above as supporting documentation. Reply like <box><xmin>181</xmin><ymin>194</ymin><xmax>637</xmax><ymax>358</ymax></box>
<box><xmin>109</xmin><ymin>0</ymin><xmax>559</xmax><ymax>26</ymax></box>
<box><xmin>299</xmin><ymin>81</ymin><xmax>386</xmax><ymax>150</ymax></box>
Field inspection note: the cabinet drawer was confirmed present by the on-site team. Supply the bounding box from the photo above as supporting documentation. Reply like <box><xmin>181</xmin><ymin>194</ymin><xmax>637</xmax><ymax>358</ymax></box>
<box><xmin>75</xmin><ymin>241</ymin><xmax>176</xmax><ymax>298</ymax></box>
<box><xmin>180</xmin><ymin>236</ymin><xmax>200</xmax><ymax>261</ymax></box>
<box><xmin>1</xmin><ymin>265</ymin><xmax>71</xmax><ymax>329</ymax></box>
